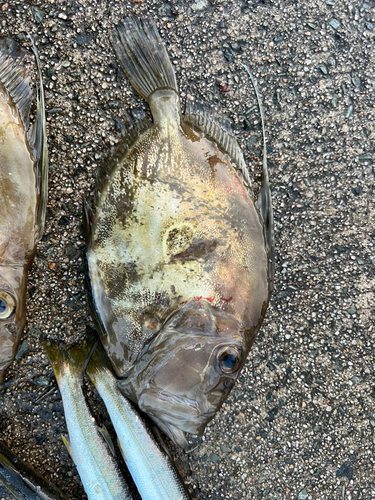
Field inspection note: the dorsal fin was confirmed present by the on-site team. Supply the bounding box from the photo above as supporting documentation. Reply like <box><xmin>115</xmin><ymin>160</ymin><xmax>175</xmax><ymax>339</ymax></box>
<box><xmin>0</xmin><ymin>36</ymin><xmax>48</xmax><ymax>240</ymax></box>
<box><xmin>94</xmin><ymin>117</ymin><xmax>151</xmax><ymax>205</ymax></box>
<box><xmin>241</xmin><ymin>64</ymin><xmax>274</xmax><ymax>289</ymax></box>
<box><xmin>184</xmin><ymin>100</ymin><xmax>252</xmax><ymax>190</ymax></box>
<box><xmin>28</xmin><ymin>36</ymin><xmax>48</xmax><ymax>240</ymax></box>
<box><xmin>0</xmin><ymin>38</ymin><xmax>33</xmax><ymax>132</ymax></box>
<box><xmin>82</xmin><ymin>198</ymin><xmax>93</xmax><ymax>245</ymax></box>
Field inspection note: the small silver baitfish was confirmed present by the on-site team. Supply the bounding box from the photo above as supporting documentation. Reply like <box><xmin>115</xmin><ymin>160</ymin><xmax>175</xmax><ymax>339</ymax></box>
<box><xmin>84</xmin><ymin>18</ymin><xmax>274</xmax><ymax>448</ymax></box>
<box><xmin>86</xmin><ymin>343</ymin><xmax>191</xmax><ymax>500</ymax></box>
<box><xmin>43</xmin><ymin>340</ymin><xmax>133</xmax><ymax>500</ymax></box>
<box><xmin>0</xmin><ymin>440</ymin><xmax>68</xmax><ymax>500</ymax></box>
<box><xmin>0</xmin><ymin>37</ymin><xmax>47</xmax><ymax>392</ymax></box>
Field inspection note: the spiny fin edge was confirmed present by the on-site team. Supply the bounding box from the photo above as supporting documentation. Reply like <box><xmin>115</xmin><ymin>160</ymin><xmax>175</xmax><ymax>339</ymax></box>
<box><xmin>184</xmin><ymin>100</ymin><xmax>252</xmax><ymax>190</ymax></box>
<box><xmin>0</xmin><ymin>37</ymin><xmax>48</xmax><ymax>240</ymax></box>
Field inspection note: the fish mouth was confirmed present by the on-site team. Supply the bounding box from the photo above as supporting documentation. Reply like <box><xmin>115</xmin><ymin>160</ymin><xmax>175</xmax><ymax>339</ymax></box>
<box><xmin>138</xmin><ymin>387</ymin><xmax>215</xmax><ymax>449</ymax></box>
<box><xmin>139</xmin><ymin>387</ymin><xmax>215</xmax><ymax>435</ymax></box>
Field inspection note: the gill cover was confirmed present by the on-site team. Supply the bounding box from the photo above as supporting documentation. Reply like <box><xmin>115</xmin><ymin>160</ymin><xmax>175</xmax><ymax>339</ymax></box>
<box><xmin>118</xmin><ymin>299</ymin><xmax>245</xmax><ymax>448</ymax></box>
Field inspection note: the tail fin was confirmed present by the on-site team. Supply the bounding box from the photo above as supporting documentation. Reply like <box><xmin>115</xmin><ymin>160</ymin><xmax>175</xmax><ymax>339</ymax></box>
<box><xmin>110</xmin><ymin>18</ymin><xmax>177</xmax><ymax>101</ymax></box>
<box><xmin>86</xmin><ymin>342</ymin><xmax>113</xmax><ymax>387</ymax></box>
<box><xmin>43</xmin><ymin>337</ymin><xmax>96</xmax><ymax>383</ymax></box>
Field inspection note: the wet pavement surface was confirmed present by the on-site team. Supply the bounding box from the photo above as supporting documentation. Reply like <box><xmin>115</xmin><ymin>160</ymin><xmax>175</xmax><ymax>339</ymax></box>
<box><xmin>0</xmin><ymin>0</ymin><xmax>374</xmax><ymax>499</ymax></box>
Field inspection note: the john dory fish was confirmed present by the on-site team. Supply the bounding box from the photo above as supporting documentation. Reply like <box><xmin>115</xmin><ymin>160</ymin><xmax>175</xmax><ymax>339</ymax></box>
<box><xmin>84</xmin><ymin>18</ymin><xmax>274</xmax><ymax>448</ymax></box>
<box><xmin>0</xmin><ymin>38</ymin><xmax>47</xmax><ymax>392</ymax></box>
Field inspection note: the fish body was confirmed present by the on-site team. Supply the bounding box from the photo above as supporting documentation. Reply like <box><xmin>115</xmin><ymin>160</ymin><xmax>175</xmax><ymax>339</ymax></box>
<box><xmin>84</xmin><ymin>18</ymin><xmax>274</xmax><ymax>447</ymax></box>
<box><xmin>0</xmin><ymin>38</ymin><xmax>48</xmax><ymax>392</ymax></box>
<box><xmin>43</xmin><ymin>340</ymin><xmax>132</xmax><ymax>500</ymax></box>
<box><xmin>86</xmin><ymin>344</ymin><xmax>190</xmax><ymax>500</ymax></box>
<box><xmin>0</xmin><ymin>440</ymin><xmax>68</xmax><ymax>500</ymax></box>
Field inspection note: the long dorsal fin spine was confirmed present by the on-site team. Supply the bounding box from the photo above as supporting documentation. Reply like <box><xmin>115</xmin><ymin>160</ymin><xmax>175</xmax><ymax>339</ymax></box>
<box><xmin>27</xmin><ymin>35</ymin><xmax>48</xmax><ymax>240</ymax></box>
<box><xmin>241</xmin><ymin>63</ymin><xmax>275</xmax><ymax>290</ymax></box>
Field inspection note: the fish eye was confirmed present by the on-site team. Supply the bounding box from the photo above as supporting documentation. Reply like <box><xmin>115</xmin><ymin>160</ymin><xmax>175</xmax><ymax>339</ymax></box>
<box><xmin>217</xmin><ymin>346</ymin><xmax>241</xmax><ymax>374</ymax></box>
<box><xmin>0</xmin><ymin>291</ymin><xmax>16</xmax><ymax>320</ymax></box>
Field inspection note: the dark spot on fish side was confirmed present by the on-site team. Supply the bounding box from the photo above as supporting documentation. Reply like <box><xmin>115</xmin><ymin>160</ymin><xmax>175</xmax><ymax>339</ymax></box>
<box><xmin>207</xmin><ymin>155</ymin><xmax>224</xmax><ymax>169</ymax></box>
<box><xmin>181</xmin><ymin>122</ymin><xmax>201</xmax><ymax>142</ymax></box>
<box><xmin>171</xmin><ymin>238</ymin><xmax>218</xmax><ymax>263</ymax></box>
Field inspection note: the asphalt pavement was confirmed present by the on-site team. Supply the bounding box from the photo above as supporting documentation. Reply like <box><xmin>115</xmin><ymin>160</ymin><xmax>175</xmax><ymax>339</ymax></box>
<box><xmin>0</xmin><ymin>0</ymin><xmax>374</xmax><ymax>499</ymax></box>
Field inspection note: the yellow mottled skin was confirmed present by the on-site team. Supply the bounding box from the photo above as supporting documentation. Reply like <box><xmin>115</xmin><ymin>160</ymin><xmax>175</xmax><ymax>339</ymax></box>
<box><xmin>88</xmin><ymin>90</ymin><xmax>269</xmax><ymax>376</ymax></box>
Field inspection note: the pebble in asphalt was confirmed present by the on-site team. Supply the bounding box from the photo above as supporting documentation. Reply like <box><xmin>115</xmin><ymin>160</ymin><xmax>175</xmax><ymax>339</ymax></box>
<box><xmin>0</xmin><ymin>1</ymin><xmax>374</xmax><ymax>499</ymax></box>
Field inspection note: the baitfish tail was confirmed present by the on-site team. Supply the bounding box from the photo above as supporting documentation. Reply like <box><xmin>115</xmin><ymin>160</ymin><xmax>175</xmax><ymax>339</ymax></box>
<box><xmin>110</xmin><ymin>17</ymin><xmax>178</xmax><ymax>102</ymax></box>
<box><xmin>42</xmin><ymin>337</ymin><xmax>96</xmax><ymax>384</ymax></box>
<box><xmin>86</xmin><ymin>344</ymin><xmax>191</xmax><ymax>500</ymax></box>
<box><xmin>85</xmin><ymin>339</ymin><xmax>113</xmax><ymax>385</ymax></box>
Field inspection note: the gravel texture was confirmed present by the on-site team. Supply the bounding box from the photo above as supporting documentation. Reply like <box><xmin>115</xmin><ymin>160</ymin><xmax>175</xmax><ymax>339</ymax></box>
<box><xmin>0</xmin><ymin>1</ymin><xmax>374</xmax><ymax>499</ymax></box>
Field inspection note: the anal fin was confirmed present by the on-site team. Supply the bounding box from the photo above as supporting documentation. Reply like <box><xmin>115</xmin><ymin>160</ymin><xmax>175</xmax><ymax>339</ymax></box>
<box><xmin>99</xmin><ymin>426</ymin><xmax>115</xmax><ymax>456</ymax></box>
